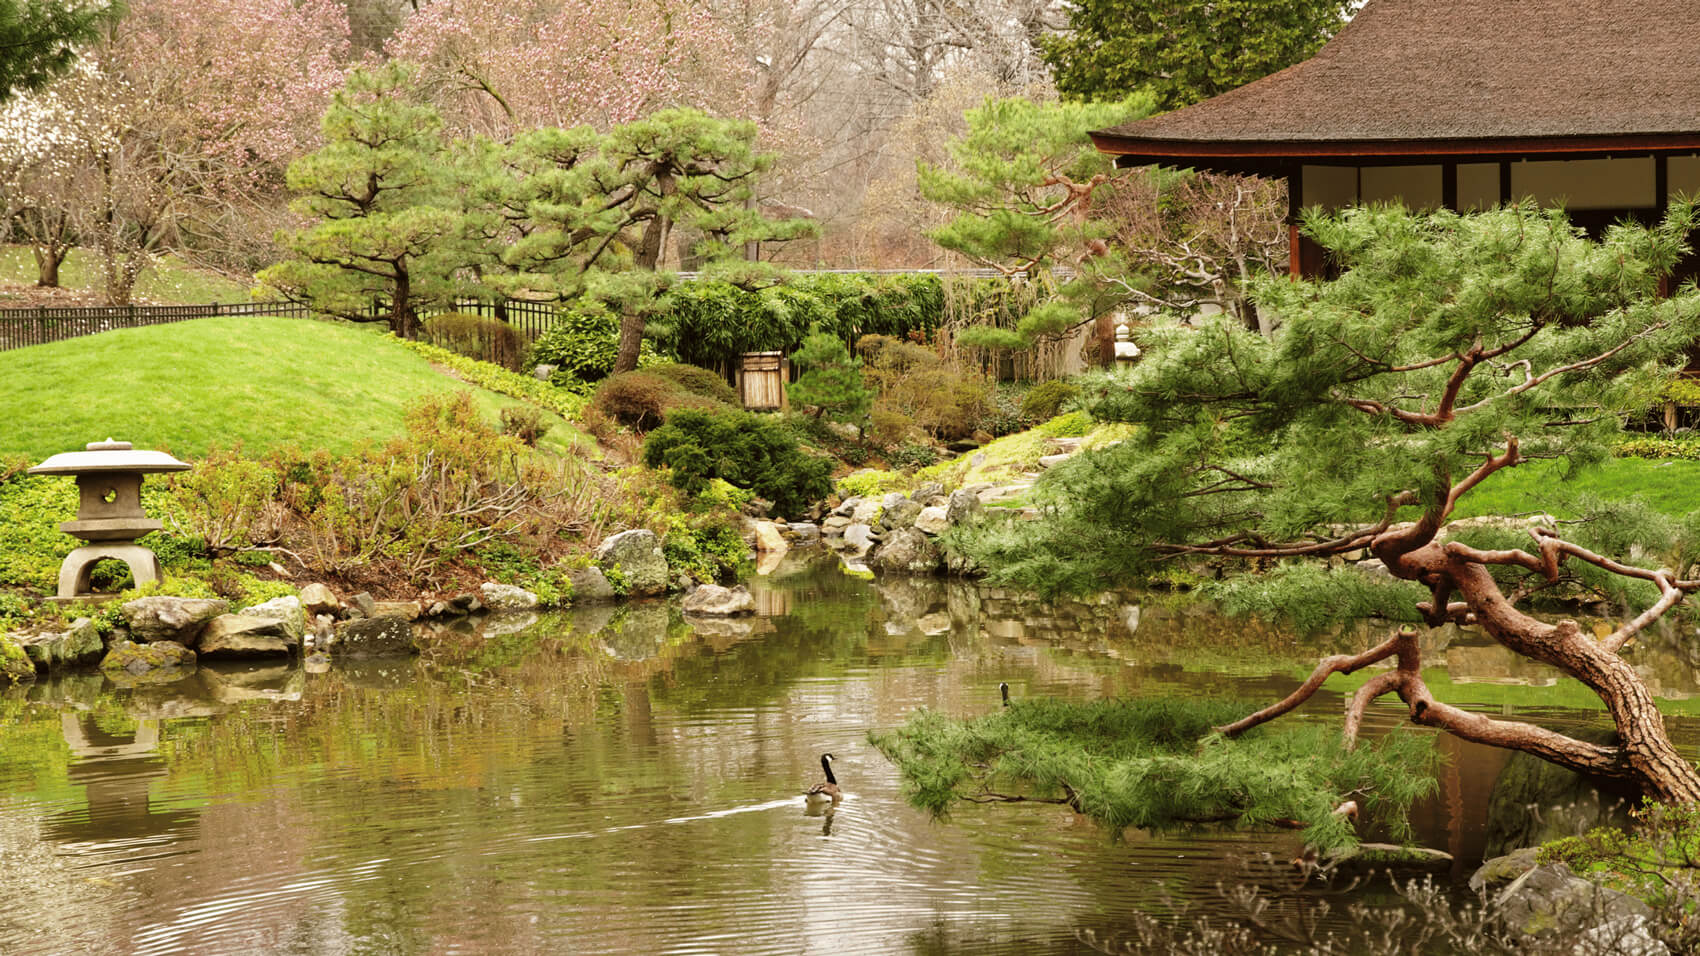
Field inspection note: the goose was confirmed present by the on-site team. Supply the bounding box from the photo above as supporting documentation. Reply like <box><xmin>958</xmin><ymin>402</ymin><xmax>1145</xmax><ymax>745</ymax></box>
<box><xmin>1000</xmin><ymin>682</ymin><xmax>1010</xmax><ymax>707</ymax></box>
<box><xmin>805</xmin><ymin>753</ymin><xmax>842</xmax><ymax>804</ymax></box>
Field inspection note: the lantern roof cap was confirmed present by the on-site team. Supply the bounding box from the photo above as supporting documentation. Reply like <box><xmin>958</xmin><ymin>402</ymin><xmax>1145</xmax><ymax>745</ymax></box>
<box><xmin>28</xmin><ymin>439</ymin><xmax>190</xmax><ymax>475</ymax></box>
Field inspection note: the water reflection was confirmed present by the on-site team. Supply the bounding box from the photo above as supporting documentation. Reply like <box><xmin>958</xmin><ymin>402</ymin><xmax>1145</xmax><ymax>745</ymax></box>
<box><xmin>0</xmin><ymin>556</ymin><xmax>1694</xmax><ymax>954</ymax></box>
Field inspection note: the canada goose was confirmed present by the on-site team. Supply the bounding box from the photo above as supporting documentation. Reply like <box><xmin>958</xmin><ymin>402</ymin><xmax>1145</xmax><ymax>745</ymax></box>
<box><xmin>1000</xmin><ymin>682</ymin><xmax>1010</xmax><ymax>707</ymax></box>
<box><xmin>805</xmin><ymin>753</ymin><xmax>842</xmax><ymax>804</ymax></box>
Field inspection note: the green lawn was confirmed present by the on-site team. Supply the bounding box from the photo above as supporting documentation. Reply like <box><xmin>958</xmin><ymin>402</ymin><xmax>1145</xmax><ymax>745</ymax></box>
<box><xmin>0</xmin><ymin>245</ymin><xmax>251</xmax><ymax>305</ymax></box>
<box><xmin>1454</xmin><ymin>455</ymin><xmax>1700</xmax><ymax>520</ymax></box>
<box><xmin>0</xmin><ymin>315</ymin><xmax>592</xmax><ymax>460</ymax></box>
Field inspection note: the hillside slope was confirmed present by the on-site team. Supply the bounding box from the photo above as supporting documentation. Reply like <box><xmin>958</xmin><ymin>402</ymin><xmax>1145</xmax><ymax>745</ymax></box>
<box><xmin>0</xmin><ymin>316</ymin><xmax>584</xmax><ymax>460</ymax></box>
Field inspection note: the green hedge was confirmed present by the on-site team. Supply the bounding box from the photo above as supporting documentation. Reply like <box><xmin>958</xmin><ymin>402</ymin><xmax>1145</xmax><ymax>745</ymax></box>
<box><xmin>647</xmin><ymin>273</ymin><xmax>947</xmax><ymax>370</ymax></box>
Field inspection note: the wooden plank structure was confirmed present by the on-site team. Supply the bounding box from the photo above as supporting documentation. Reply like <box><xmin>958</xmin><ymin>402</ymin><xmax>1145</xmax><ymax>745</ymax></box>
<box><xmin>1089</xmin><ymin>0</ymin><xmax>1700</xmax><ymax>284</ymax></box>
<box><xmin>737</xmin><ymin>351</ymin><xmax>787</xmax><ymax>411</ymax></box>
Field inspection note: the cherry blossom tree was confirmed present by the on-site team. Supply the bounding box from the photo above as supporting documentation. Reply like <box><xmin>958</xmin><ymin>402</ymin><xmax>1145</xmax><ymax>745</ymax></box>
<box><xmin>390</xmin><ymin>0</ymin><xmax>756</xmax><ymax>139</ymax></box>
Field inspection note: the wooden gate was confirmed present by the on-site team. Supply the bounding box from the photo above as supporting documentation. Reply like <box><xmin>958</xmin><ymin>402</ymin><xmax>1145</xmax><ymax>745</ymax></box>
<box><xmin>738</xmin><ymin>351</ymin><xmax>786</xmax><ymax>411</ymax></box>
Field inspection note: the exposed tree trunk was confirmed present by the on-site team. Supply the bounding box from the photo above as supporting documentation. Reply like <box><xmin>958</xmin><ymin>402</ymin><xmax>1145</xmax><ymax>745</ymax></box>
<box><xmin>614</xmin><ymin>174</ymin><xmax>676</xmax><ymax>375</ymax></box>
<box><xmin>614</xmin><ymin>312</ymin><xmax>647</xmax><ymax>377</ymax></box>
<box><xmin>1094</xmin><ymin>311</ymin><xmax>1115</xmax><ymax>368</ymax></box>
<box><xmin>392</xmin><ymin>266</ymin><xmax>419</xmax><ymax>339</ymax></box>
<box><xmin>33</xmin><ymin>243</ymin><xmax>64</xmax><ymax>288</ymax></box>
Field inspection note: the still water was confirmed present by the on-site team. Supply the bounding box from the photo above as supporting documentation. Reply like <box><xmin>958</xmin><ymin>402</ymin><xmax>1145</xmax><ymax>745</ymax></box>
<box><xmin>2</xmin><ymin>554</ymin><xmax>1697</xmax><ymax>954</ymax></box>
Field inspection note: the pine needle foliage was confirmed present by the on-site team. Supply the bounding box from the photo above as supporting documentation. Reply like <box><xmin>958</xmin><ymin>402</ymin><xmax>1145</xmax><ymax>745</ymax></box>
<box><xmin>870</xmin><ymin>696</ymin><xmax>1437</xmax><ymax>850</ymax></box>
<box><xmin>949</xmin><ymin>202</ymin><xmax>1700</xmax><ymax>603</ymax></box>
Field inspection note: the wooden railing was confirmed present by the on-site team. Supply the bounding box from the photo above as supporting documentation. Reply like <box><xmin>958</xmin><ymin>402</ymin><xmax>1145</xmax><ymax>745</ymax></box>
<box><xmin>0</xmin><ymin>301</ymin><xmax>313</xmax><ymax>352</ymax></box>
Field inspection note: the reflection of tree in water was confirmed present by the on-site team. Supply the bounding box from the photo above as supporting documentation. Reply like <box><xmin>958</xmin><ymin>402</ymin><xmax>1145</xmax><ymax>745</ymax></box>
<box><xmin>46</xmin><ymin>713</ymin><xmax>198</xmax><ymax>848</ymax></box>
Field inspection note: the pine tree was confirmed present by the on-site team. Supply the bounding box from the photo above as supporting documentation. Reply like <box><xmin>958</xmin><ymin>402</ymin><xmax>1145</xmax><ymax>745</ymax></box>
<box><xmin>952</xmin><ymin>201</ymin><xmax>1700</xmax><ymax>802</ymax></box>
<box><xmin>788</xmin><ymin>328</ymin><xmax>873</xmax><ymax>424</ymax></box>
<box><xmin>258</xmin><ymin>63</ymin><xmax>466</xmax><ymax>339</ymax></box>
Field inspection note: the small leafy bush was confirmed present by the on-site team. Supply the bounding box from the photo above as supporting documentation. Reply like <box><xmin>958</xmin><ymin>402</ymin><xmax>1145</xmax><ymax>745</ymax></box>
<box><xmin>500</xmin><ymin>405</ymin><xmax>546</xmax><ymax>446</ymax></box>
<box><xmin>589</xmin><ymin>371</ymin><xmax>722</xmax><ymax>431</ymax></box>
<box><xmin>423</xmin><ymin>312</ymin><xmax>528</xmax><ymax>371</ymax></box>
<box><xmin>157</xmin><ymin>449</ymin><xmax>284</xmax><ymax>552</ymax></box>
<box><xmin>647</xmin><ymin>362</ymin><xmax>739</xmax><ymax>406</ymax></box>
<box><xmin>663</xmin><ymin>514</ymin><xmax>750</xmax><ymax>584</ymax></box>
<box><xmin>642</xmin><ymin>408</ymin><xmax>834</xmax><ymax>518</ymax></box>
<box><xmin>528</xmin><ymin>301</ymin><xmax>665</xmax><ymax>393</ymax></box>
<box><xmin>888</xmin><ymin>443</ymin><xmax>938</xmax><ymax>471</ymax></box>
<box><xmin>1020</xmin><ymin>379</ymin><xmax>1082</xmax><ymax>421</ymax></box>
<box><xmin>1615</xmin><ymin>436</ymin><xmax>1700</xmax><ymax>460</ymax></box>
<box><xmin>859</xmin><ymin>334</ymin><xmax>991</xmax><ymax>441</ymax></box>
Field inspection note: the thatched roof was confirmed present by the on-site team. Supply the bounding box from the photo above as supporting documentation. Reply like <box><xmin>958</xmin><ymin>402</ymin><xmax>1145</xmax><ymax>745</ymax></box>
<box><xmin>1092</xmin><ymin>0</ymin><xmax>1700</xmax><ymax>169</ymax></box>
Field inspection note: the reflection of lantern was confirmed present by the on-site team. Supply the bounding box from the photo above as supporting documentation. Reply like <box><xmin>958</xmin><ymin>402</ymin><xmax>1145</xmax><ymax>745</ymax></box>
<box><xmin>28</xmin><ymin>439</ymin><xmax>190</xmax><ymax>601</ymax></box>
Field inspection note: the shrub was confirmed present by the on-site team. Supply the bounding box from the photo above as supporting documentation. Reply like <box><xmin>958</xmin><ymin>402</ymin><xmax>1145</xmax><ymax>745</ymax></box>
<box><xmin>423</xmin><ymin>312</ymin><xmax>528</xmax><ymax>371</ymax></box>
<box><xmin>663</xmin><ymin>513</ymin><xmax>750</xmax><ymax>584</ymax></box>
<box><xmin>589</xmin><ymin>371</ymin><xmax>720</xmax><ymax>431</ymax></box>
<box><xmin>156</xmin><ymin>449</ymin><xmax>284</xmax><ymax>553</ymax></box>
<box><xmin>1020</xmin><ymin>379</ymin><xmax>1082</xmax><ymax>421</ymax></box>
<box><xmin>647</xmin><ymin>362</ymin><xmax>739</xmax><ymax>406</ymax></box>
<box><xmin>527</xmin><ymin>301</ymin><xmax>664</xmax><ymax>391</ymax></box>
<box><xmin>500</xmin><ymin>405</ymin><xmax>546</xmax><ymax>446</ymax></box>
<box><xmin>859</xmin><ymin>334</ymin><xmax>991</xmax><ymax>441</ymax></box>
<box><xmin>282</xmin><ymin>392</ymin><xmax>536</xmax><ymax>585</ymax></box>
<box><xmin>642</xmin><ymin>408</ymin><xmax>834</xmax><ymax>518</ymax></box>
<box><xmin>888</xmin><ymin>443</ymin><xmax>938</xmax><ymax>471</ymax></box>
<box><xmin>651</xmin><ymin>272</ymin><xmax>945</xmax><ymax>371</ymax></box>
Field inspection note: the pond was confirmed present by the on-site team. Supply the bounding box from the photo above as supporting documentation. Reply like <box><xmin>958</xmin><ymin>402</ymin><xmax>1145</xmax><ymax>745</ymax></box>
<box><xmin>2</xmin><ymin>554</ymin><xmax>1697</xmax><ymax>954</ymax></box>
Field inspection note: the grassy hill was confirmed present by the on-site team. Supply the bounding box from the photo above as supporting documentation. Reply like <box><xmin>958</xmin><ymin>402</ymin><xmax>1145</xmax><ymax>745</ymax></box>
<box><xmin>0</xmin><ymin>315</ymin><xmax>590</xmax><ymax>461</ymax></box>
<box><xmin>0</xmin><ymin>245</ymin><xmax>252</xmax><ymax>306</ymax></box>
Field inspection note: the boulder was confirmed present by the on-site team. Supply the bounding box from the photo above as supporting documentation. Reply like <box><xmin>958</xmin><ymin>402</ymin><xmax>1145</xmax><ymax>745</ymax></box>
<box><xmin>198</xmin><ymin>614</ymin><xmax>297</xmax><ymax>658</ymax></box>
<box><xmin>914</xmin><ymin>506</ymin><xmax>950</xmax><ymax>536</ymax></box>
<box><xmin>299</xmin><ymin>583</ymin><xmax>340</xmax><ymax>617</ymax></box>
<box><xmin>568</xmin><ymin>567</ymin><xmax>617</xmax><ymax>604</ymax></box>
<box><xmin>330</xmin><ymin>617</ymin><xmax>418</xmax><ymax>657</ymax></box>
<box><xmin>100</xmin><ymin>640</ymin><xmax>195</xmax><ymax>675</ymax></box>
<box><xmin>348</xmin><ymin>591</ymin><xmax>378</xmax><ymax>619</ymax></box>
<box><xmin>877</xmin><ymin>499</ymin><xmax>924</xmax><ymax>532</ymax></box>
<box><xmin>681</xmin><ymin>584</ymin><xmax>756</xmax><ymax>616</ymax></box>
<box><xmin>480</xmin><ymin>582</ymin><xmax>540</xmax><ymax>611</ymax></box>
<box><xmin>912</xmin><ymin>482</ymin><xmax>945</xmax><ymax>503</ymax></box>
<box><xmin>753</xmin><ymin>521</ymin><xmax>789</xmax><ymax>554</ymax></box>
<box><xmin>533</xmin><ymin>363</ymin><xmax>558</xmax><ymax>381</ymax></box>
<box><xmin>121</xmin><ymin>597</ymin><xmax>229</xmax><ymax>645</ymax></box>
<box><xmin>831</xmin><ymin>497</ymin><xmax>861</xmax><ymax>519</ymax></box>
<box><xmin>1038</xmin><ymin>453</ymin><xmax>1072</xmax><ymax>469</ymax></box>
<box><xmin>1470</xmin><ymin>847</ymin><xmax>1541</xmax><ymax>894</ymax></box>
<box><xmin>1496</xmin><ymin>863</ymin><xmax>1658</xmax><ymax>946</ymax></box>
<box><xmin>821</xmin><ymin>516</ymin><xmax>852</xmax><ymax>535</ymax></box>
<box><xmin>945</xmin><ymin>489</ymin><xmax>983</xmax><ymax>525</ymax></box>
<box><xmin>15</xmin><ymin>617</ymin><xmax>104</xmax><ymax>670</ymax></box>
<box><xmin>372</xmin><ymin>601</ymin><xmax>423</xmax><ymax>621</ymax></box>
<box><xmin>850</xmin><ymin>499</ymin><xmax>881</xmax><ymax>524</ymax></box>
<box><xmin>238</xmin><ymin>596</ymin><xmax>305</xmax><ymax>644</ymax></box>
<box><xmin>868</xmin><ymin>527</ymin><xmax>942</xmax><ymax>575</ymax></box>
<box><xmin>787</xmin><ymin>522</ymin><xmax>821</xmax><ymax>546</ymax></box>
<box><xmin>594</xmin><ymin>529</ymin><xmax>670</xmax><ymax>596</ymax></box>
<box><xmin>842</xmin><ymin>524</ymin><xmax>876</xmax><ymax>556</ymax></box>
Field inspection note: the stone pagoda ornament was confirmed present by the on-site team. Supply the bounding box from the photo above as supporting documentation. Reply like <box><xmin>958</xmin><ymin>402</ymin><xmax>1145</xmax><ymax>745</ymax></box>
<box><xmin>28</xmin><ymin>439</ymin><xmax>189</xmax><ymax>602</ymax></box>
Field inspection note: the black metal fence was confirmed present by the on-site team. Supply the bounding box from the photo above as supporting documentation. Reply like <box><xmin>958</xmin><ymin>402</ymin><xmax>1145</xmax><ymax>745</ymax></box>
<box><xmin>0</xmin><ymin>301</ymin><xmax>313</xmax><ymax>352</ymax></box>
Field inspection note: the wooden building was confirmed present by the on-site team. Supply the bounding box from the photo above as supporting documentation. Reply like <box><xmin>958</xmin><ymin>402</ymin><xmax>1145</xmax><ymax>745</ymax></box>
<box><xmin>1090</xmin><ymin>0</ymin><xmax>1700</xmax><ymax>280</ymax></box>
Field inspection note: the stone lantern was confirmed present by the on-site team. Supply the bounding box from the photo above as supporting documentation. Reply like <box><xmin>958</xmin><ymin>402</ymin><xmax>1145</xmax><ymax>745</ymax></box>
<box><xmin>28</xmin><ymin>439</ymin><xmax>189</xmax><ymax>602</ymax></box>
